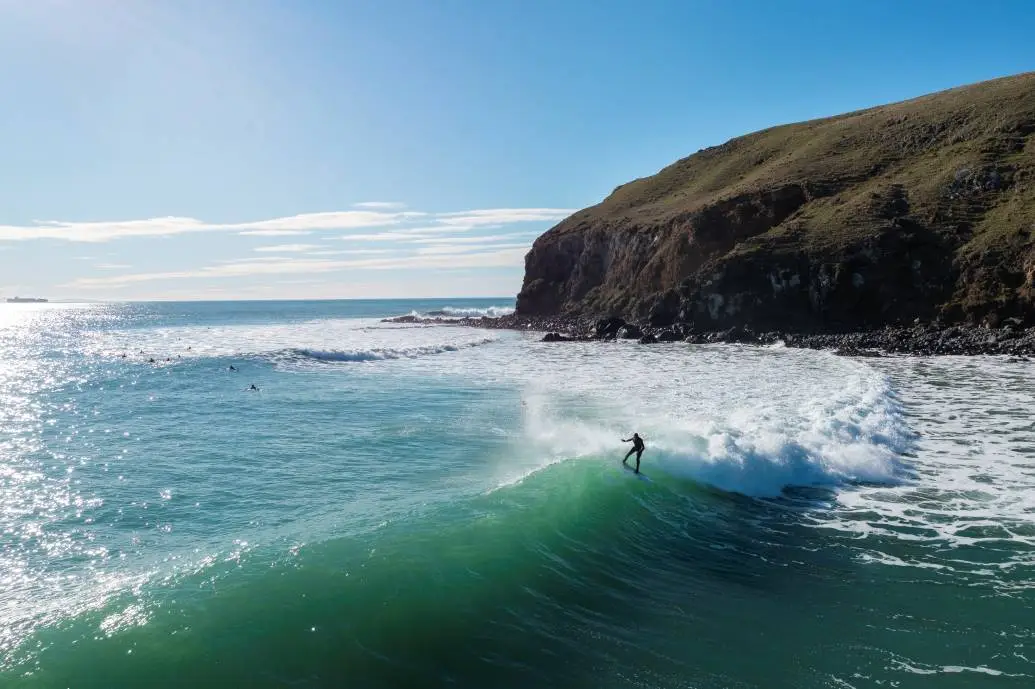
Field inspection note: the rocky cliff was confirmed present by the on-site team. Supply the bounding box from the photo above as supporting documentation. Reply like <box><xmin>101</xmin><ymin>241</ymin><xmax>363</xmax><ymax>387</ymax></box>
<box><xmin>516</xmin><ymin>72</ymin><xmax>1035</xmax><ymax>330</ymax></box>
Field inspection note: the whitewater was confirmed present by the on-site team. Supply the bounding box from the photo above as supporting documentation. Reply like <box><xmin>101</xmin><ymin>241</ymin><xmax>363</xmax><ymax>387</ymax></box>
<box><xmin>1</xmin><ymin>299</ymin><xmax>1033</xmax><ymax>688</ymax></box>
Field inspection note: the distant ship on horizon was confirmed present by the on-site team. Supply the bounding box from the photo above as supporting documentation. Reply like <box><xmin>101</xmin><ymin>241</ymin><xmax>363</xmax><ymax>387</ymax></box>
<box><xmin>6</xmin><ymin>296</ymin><xmax>48</xmax><ymax>303</ymax></box>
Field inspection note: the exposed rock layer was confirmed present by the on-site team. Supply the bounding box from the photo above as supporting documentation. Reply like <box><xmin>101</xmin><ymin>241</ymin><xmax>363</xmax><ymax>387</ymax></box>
<box><xmin>381</xmin><ymin>314</ymin><xmax>1035</xmax><ymax>357</ymax></box>
<box><xmin>516</xmin><ymin>72</ymin><xmax>1035</xmax><ymax>330</ymax></box>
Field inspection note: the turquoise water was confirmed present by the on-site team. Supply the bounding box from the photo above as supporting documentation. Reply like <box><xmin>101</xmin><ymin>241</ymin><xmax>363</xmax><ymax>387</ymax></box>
<box><xmin>1</xmin><ymin>299</ymin><xmax>1033</xmax><ymax>688</ymax></box>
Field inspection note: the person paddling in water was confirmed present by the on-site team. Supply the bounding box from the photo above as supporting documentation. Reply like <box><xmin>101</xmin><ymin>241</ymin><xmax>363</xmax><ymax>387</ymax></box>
<box><xmin>622</xmin><ymin>433</ymin><xmax>645</xmax><ymax>473</ymax></box>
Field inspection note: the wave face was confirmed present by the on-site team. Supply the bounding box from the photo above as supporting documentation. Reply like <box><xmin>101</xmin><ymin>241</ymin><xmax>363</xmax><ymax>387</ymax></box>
<box><xmin>2</xmin><ymin>301</ymin><xmax>1034</xmax><ymax>688</ymax></box>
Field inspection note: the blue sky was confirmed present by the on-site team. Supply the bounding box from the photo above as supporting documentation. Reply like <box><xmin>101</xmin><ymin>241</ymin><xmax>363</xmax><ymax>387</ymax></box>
<box><xmin>1</xmin><ymin>0</ymin><xmax>1032</xmax><ymax>301</ymax></box>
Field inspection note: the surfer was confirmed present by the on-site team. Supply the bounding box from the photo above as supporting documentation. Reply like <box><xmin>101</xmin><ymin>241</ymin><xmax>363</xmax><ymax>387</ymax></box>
<box><xmin>621</xmin><ymin>433</ymin><xmax>645</xmax><ymax>473</ymax></box>
<box><xmin>249</xmin><ymin>384</ymin><xmax>259</xmax><ymax>391</ymax></box>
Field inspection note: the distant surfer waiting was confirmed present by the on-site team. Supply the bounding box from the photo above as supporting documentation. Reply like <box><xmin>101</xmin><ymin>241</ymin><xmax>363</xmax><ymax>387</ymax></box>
<box><xmin>621</xmin><ymin>433</ymin><xmax>645</xmax><ymax>473</ymax></box>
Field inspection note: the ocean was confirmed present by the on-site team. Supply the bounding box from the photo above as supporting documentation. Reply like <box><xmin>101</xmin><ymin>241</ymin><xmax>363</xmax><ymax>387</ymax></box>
<box><xmin>1</xmin><ymin>299</ymin><xmax>1032</xmax><ymax>688</ymax></box>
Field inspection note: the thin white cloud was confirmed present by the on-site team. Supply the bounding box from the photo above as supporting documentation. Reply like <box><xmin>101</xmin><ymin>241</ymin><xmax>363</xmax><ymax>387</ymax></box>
<box><xmin>95</xmin><ymin>263</ymin><xmax>132</xmax><ymax>270</ymax></box>
<box><xmin>214</xmin><ymin>256</ymin><xmax>290</xmax><ymax>264</ymax></box>
<box><xmin>353</xmin><ymin>201</ymin><xmax>406</xmax><ymax>210</ymax></box>
<box><xmin>0</xmin><ymin>208</ymin><xmax>572</xmax><ymax>243</ymax></box>
<box><xmin>63</xmin><ymin>247</ymin><xmax>530</xmax><ymax>289</ymax></box>
<box><xmin>434</xmin><ymin>208</ymin><xmax>572</xmax><ymax>227</ymax></box>
<box><xmin>238</xmin><ymin>211</ymin><xmax>425</xmax><ymax>232</ymax></box>
<box><xmin>305</xmin><ymin>248</ymin><xmax>397</xmax><ymax>256</ymax></box>
<box><xmin>252</xmin><ymin>243</ymin><xmax>327</xmax><ymax>253</ymax></box>
<box><xmin>411</xmin><ymin>232</ymin><xmax>539</xmax><ymax>245</ymax></box>
<box><xmin>237</xmin><ymin>229</ymin><xmax>313</xmax><ymax>237</ymax></box>
<box><xmin>0</xmin><ymin>211</ymin><xmax>422</xmax><ymax>243</ymax></box>
<box><xmin>415</xmin><ymin>242</ymin><xmax>531</xmax><ymax>256</ymax></box>
<box><xmin>337</xmin><ymin>225</ymin><xmax>479</xmax><ymax>242</ymax></box>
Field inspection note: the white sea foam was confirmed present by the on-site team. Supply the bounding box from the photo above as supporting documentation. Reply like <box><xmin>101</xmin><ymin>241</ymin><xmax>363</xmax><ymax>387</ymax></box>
<box><xmin>398</xmin><ymin>335</ymin><xmax>912</xmax><ymax>499</ymax></box>
<box><xmin>84</xmin><ymin>317</ymin><xmax>501</xmax><ymax>366</ymax></box>
<box><xmin>399</xmin><ymin>304</ymin><xmax>515</xmax><ymax>320</ymax></box>
<box><xmin>287</xmin><ymin>339</ymin><xmax>496</xmax><ymax>363</ymax></box>
<box><xmin>802</xmin><ymin>355</ymin><xmax>1035</xmax><ymax>579</ymax></box>
<box><xmin>434</xmin><ymin>305</ymin><xmax>514</xmax><ymax>318</ymax></box>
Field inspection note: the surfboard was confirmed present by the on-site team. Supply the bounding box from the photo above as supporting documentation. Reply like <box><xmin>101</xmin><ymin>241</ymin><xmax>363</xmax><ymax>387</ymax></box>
<box><xmin>621</xmin><ymin>462</ymin><xmax>651</xmax><ymax>481</ymax></box>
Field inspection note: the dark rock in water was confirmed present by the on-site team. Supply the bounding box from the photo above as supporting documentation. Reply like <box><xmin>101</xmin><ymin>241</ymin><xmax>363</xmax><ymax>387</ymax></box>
<box><xmin>382</xmin><ymin>315</ymin><xmax>422</xmax><ymax>324</ymax></box>
<box><xmin>393</xmin><ymin>308</ymin><xmax>1035</xmax><ymax>357</ymax></box>
<box><xmin>617</xmin><ymin>324</ymin><xmax>643</xmax><ymax>339</ymax></box>
<box><xmin>594</xmin><ymin>317</ymin><xmax>626</xmax><ymax>339</ymax></box>
<box><xmin>834</xmin><ymin>347</ymin><xmax>882</xmax><ymax>357</ymax></box>
<box><xmin>718</xmin><ymin>326</ymin><xmax>757</xmax><ymax>343</ymax></box>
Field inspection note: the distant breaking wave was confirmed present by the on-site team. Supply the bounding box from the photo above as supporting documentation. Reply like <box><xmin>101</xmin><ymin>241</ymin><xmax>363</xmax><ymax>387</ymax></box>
<box><xmin>412</xmin><ymin>305</ymin><xmax>515</xmax><ymax>319</ymax></box>
<box><xmin>285</xmin><ymin>338</ymin><xmax>497</xmax><ymax>363</ymax></box>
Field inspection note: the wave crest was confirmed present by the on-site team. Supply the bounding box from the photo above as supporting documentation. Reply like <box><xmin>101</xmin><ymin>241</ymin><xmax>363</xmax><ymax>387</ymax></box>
<box><xmin>285</xmin><ymin>338</ymin><xmax>497</xmax><ymax>363</ymax></box>
<box><xmin>512</xmin><ymin>358</ymin><xmax>911</xmax><ymax>498</ymax></box>
<box><xmin>398</xmin><ymin>305</ymin><xmax>515</xmax><ymax>320</ymax></box>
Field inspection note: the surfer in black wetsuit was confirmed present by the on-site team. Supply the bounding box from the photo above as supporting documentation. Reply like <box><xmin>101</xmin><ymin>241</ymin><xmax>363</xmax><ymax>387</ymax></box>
<box><xmin>622</xmin><ymin>433</ymin><xmax>645</xmax><ymax>473</ymax></box>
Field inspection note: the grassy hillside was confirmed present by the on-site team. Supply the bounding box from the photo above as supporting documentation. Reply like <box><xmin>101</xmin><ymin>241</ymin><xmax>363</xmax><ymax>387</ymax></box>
<box><xmin>517</xmin><ymin>72</ymin><xmax>1035</xmax><ymax>328</ymax></box>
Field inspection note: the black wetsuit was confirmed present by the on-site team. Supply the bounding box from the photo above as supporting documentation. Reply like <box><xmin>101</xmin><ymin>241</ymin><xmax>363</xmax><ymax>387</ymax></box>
<box><xmin>623</xmin><ymin>434</ymin><xmax>645</xmax><ymax>472</ymax></box>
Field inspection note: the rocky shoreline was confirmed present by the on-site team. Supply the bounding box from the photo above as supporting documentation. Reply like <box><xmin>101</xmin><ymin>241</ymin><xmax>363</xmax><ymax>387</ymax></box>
<box><xmin>383</xmin><ymin>314</ymin><xmax>1035</xmax><ymax>358</ymax></box>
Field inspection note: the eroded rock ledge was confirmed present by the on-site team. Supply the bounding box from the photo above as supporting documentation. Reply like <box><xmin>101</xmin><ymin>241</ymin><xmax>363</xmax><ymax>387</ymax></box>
<box><xmin>381</xmin><ymin>314</ymin><xmax>1035</xmax><ymax>357</ymax></box>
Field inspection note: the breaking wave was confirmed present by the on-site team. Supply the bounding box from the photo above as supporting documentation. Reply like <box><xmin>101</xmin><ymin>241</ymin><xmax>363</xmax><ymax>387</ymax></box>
<box><xmin>493</xmin><ymin>347</ymin><xmax>913</xmax><ymax>499</ymax></box>
<box><xmin>285</xmin><ymin>338</ymin><xmax>497</xmax><ymax>363</ymax></box>
<box><xmin>407</xmin><ymin>305</ymin><xmax>515</xmax><ymax>319</ymax></box>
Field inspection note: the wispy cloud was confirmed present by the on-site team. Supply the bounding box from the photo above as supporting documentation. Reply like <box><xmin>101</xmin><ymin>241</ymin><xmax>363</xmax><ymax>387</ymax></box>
<box><xmin>434</xmin><ymin>208</ymin><xmax>571</xmax><ymax>227</ymax></box>
<box><xmin>411</xmin><ymin>232</ymin><xmax>540</xmax><ymax>245</ymax></box>
<box><xmin>252</xmin><ymin>243</ymin><xmax>327</xmax><ymax>253</ymax></box>
<box><xmin>63</xmin><ymin>247</ymin><xmax>530</xmax><ymax>289</ymax></box>
<box><xmin>305</xmin><ymin>248</ymin><xmax>397</xmax><ymax>256</ymax></box>
<box><xmin>95</xmin><ymin>263</ymin><xmax>133</xmax><ymax>270</ymax></box>
<box><xmin>336</xmin><ymin>229</ymin><xmax>463</xmax><ymax>242</ymax></box>
<box><xmin>415</xmin><ymin>242</ymin><xmax>531</xmax><ymax>256</ymax></box>
<box><xmin>0</xmin><ymin>207</ymin><xmax>572</xmax><ymax>243</ymax></box>
<box><xmin>353</xmin><ymin>201</ymin><xmax>406</xmax><ymax>210</ymax></box>
<box><xmin>237</xmin><ymin>229</ymin><xmax>313</xmax><ymax>237</ymax></box>
<box><xmin>0</xmin><ymin>211</ymin><xmax>422</xmax><ymax>243</ymax></box>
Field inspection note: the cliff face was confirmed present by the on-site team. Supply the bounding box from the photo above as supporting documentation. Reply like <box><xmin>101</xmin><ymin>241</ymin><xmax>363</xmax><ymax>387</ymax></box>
<box><xmin>516</xmin><ymin>73</ymin><xmax>1035</xmax><ymax>329</ymax></box>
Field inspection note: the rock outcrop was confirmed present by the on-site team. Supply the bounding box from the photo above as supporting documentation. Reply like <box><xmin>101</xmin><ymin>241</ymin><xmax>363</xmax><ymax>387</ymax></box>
<box><xmin>516</xmin><ymin>72</ymin><xmax>1035</xmax><ymax>330</ymax></box>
